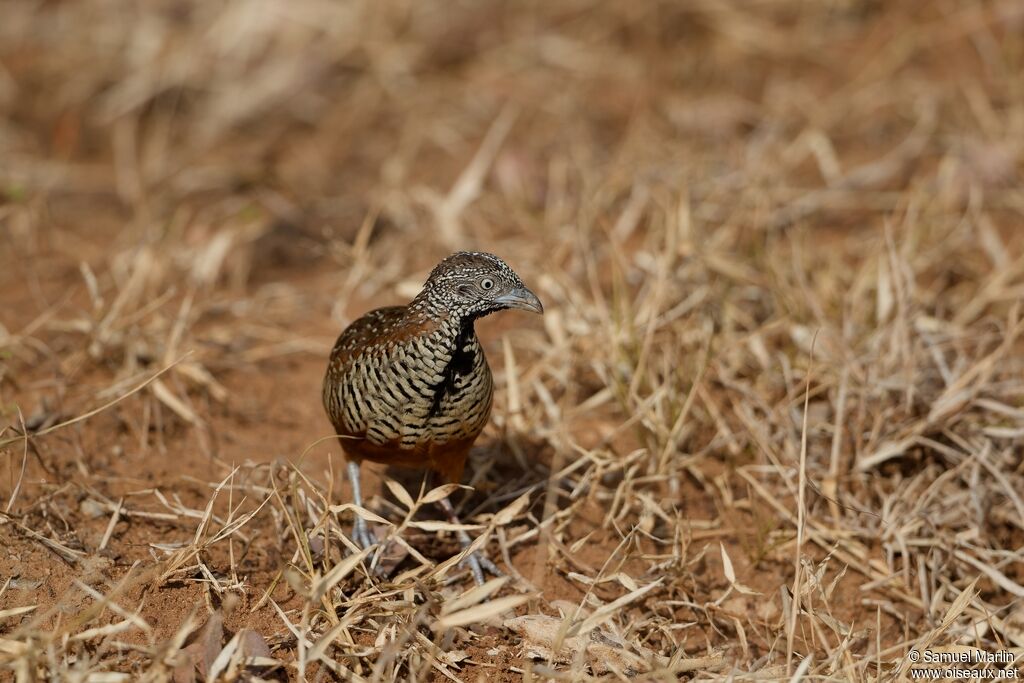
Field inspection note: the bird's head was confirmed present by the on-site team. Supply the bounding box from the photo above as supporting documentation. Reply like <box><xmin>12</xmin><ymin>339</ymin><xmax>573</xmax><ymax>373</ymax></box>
<box><xmin>413</xmin><ymin>251</ymin><xmax>543</xmax><ymax>320</ymax></box>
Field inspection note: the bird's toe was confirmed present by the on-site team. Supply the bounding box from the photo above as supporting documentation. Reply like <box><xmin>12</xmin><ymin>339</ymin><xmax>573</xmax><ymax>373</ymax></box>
<box><xmin>352</xmin><ymin>517</ymin><xmax>378</xmax><ymax>550</ymax></box>
<box><xmin>462</xmin><ymin>550</ymin><xmax>503</xmax><ymax>586</ymax></box>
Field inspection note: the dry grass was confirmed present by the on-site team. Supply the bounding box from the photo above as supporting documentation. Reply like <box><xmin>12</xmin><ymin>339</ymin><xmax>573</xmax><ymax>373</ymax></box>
<box><xmin>2</xmin><ymin>0</ymin><xmax>1024</xmax><ymax>680</ymax></box>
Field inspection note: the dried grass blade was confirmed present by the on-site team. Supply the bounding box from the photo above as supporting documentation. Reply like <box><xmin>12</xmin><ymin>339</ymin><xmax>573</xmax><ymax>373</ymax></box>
<box><xmin>311</xmin><ymin>546</ymin><xmax>373</xmax><ymax>603</ymax></box>
<box><xmin>569</xmin><ymin>580</ymin><xmax>662</xmax><ymax>638</ymax></box>
<box><xmin>434</xmin><ymin>593</ymin><xmax>533</xmax><ymax>630</ymax></box>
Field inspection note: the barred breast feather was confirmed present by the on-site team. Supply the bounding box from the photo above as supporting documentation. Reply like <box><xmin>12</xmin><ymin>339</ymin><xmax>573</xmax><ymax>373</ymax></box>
<box><xmin>322</xmin><ymin>305</ymin><xmax>494</xmax><ymax>480</ymax></box>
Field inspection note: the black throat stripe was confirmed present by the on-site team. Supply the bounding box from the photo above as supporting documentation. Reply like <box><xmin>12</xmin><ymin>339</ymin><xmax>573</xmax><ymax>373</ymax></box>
<box><xmin>427</xmin><ymin>320</ymin><xmax>477</xmax><ymax>418</ymax></box>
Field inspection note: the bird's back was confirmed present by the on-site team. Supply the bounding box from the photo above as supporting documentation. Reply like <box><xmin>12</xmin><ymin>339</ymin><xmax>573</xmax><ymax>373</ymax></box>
<box><xmin>322</xmin><ymin>305</ymin><xmax>493</xmax><ymax>481</ymax></box>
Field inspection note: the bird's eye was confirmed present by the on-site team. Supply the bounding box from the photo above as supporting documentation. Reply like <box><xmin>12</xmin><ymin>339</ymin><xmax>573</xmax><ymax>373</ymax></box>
<box><xmin>480</xmin><ymin>278</ymin><xmax>494</xmax><ymax>290</ymax></box>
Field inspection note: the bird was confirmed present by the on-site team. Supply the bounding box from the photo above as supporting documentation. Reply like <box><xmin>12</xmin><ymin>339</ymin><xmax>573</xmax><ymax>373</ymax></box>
<box><xmin>322</xmin><ymin>251</ymin><xmax>543</xmax><ymax>584</ymax></box>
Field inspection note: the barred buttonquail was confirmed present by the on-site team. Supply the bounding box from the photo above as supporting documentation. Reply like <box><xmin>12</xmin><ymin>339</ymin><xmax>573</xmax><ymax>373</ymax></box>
<box><xmin>322</xmin><ymin>251</ymin><xmax>543</xmax><ymax>584</ymax></box>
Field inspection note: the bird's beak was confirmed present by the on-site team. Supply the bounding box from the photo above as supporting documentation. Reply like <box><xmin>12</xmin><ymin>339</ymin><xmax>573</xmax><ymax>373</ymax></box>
<box><xmin>496</xmin><ymin>287</ymin><xmax>544</xmax><ymax>314</ymax></box>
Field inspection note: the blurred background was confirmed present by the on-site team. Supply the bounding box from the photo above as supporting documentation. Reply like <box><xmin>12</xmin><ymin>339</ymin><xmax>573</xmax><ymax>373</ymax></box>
<box><xmin>2</xmin><ymin>0</ymin><xmax>1024</xmax><ymax>679</ymax></box>
<box><xmin>4</xmin><ymin>0</ymin><xmax>1020</xmax><ymax>267</ymax></box>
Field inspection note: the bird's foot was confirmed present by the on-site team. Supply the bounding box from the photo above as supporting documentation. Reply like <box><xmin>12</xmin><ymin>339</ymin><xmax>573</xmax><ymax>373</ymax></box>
<box><xmin>460</xmin><ymin>544</ymin><xmax>503</xmax><ymax>586</ymax></box>
<box><xmin>350</xmin><ymin>517</ymin><xmax>410</xmax><ymax>579</ymax></box>
<box><xmin>435</xmin><ymin>495</ymin><xmax>504</xmax><ymax>586</ymax></box>
<box><xmin>352</xmin><ymin>515</ymin><xmax>378</xmax><ymax>550</ymax></box>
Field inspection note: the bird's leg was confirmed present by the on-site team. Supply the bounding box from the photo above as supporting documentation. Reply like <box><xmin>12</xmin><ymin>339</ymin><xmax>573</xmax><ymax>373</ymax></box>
<box><xmin>437</xmin><ymin>496</ymin><xmax>503</xmax><ymax>586</ymax></box>
<box><xmin>347</xmin><ymin>460</ymin><xmax>377</xmax><ymax>549</ymax></box>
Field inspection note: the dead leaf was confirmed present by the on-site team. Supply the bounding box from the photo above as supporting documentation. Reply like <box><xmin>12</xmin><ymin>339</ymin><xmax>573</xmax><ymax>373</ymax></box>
<box><xmin>384</xmin><ymin>479</ymin><xmax>415</xmax><ymax>510</ymax></box>
<box><xmin>505</xmin><ymin>614</ymin><xmax>653</xmax><ymax>676</ymax></box>
<box><xmin>492</xmin><ymin>491</ymin><xmax>531</xmax><ymax>526</ymax></box>
<box><xmin>237</xmin><ymin>628</ymin><xmax>277</xmax><ymax>675</ymax></box>
<box><xmin>435</xmin><ymin>594</ymin><xmax>532</xmax><ymax>630</ymax></box>
<box><xmin>173</xmin><ymin>611</ymin><xmax>223</xmax><ymax>683</ymax></box>
<box><xmin>329</xmin><ymin>503</ymin><xmax>391</xmax><ymax>526</ymax></box>
<box><xmin>422</xmin><ymin>484</ymin><xmax>465</xmax><ymax>505</ymax></box>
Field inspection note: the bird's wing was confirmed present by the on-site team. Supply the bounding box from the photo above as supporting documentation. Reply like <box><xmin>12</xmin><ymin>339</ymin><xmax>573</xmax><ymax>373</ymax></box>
<box><xmin>330</xmin><ymin>306</ymin><xmax>409</xmax><ymax>365</ymax></box>
<box><xmin>325</xmin><ymin>305</ymin><xmax>443</xmax><ymax>441</ymax></box>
